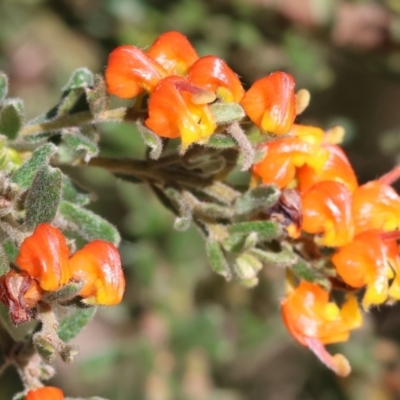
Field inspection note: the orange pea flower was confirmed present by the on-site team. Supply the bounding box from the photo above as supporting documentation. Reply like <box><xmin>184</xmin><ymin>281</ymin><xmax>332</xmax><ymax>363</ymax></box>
<box><xmin>187</xmin><ymin>55</ymin><xmax>244</xmax><ymax>103</ymax></box>
<box><xmin>301</xmin><ymin>181</ymin><xmax>354</xmax><ymax>247</ymax></box>
<box><xmin>105</xmin><ymin>45</ymin><xmax>167</xmax><ymax>99</ymax></box>
<box><xmin>26</xmin><ymin>386</ymin><xmax>64</xmax><ymax>400</ymax></box>
<box><xmin>148</xmin><ymin>31</ymin><xmax>199</xmax><ymax>76</ymax></box>
<box><xmin>0</xmin><ymin>270</ymin><xmax>42</xmax><ymax>324</ymax></box>
<box><xmin>297</xmin><ymin>144</ymin><xmax>358</xmax><ymax>193</ymax></box>
<box><xmin>252</xmin><ymin>125</ymin><xmax>328</xmax><ymax>188</ymax></box>
<box><xmin>69</xmin><ymin>240</ymin><xmax>125</xmax><ymax>306</ymax></box>
<box><xmin>332</xmin><ymin>230</ymin><xmax>400</xmax><ymax>309</ymax></box>
<box><xmin>281</xmin><ymin>281</ymin><xmax>362</xmax><ymax>376</ymax></box>
<box><xmin>145</xmin><ymin>76</ymin><xmax>217</xmax><ymax>150</ymax></box>
<box><xmin>240</xmin><ymin>71</ymin><xmax>296</xmax><ymax>134</ymax></box>
<box><xmin>16</xmin><ymin>224</ymin><xmax>71</xmax><ymax>291</ymax></box>
<box><xmin>352</xmin><ymin>181</ymin><xmax>400</xmax><ymax>235</ymax></box>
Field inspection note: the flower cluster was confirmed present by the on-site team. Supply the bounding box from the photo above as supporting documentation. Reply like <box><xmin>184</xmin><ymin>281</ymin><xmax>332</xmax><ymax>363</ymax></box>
<box><xmin>0</xmin><ymin>223</ymin><xmax>125</xmax><ymax>324</ymax></box>
<box><xmin>105</xmin><ymin>31</ymin><xmax>299</xmax><ymax>151</ymax></box>
<box><xmin>253</xmin><ymin>93</ymin><xmax>400</xmax><ymax>375</ymax></box>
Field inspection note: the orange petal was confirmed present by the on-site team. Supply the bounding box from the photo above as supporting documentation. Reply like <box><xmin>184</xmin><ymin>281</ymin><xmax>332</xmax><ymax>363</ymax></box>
<box><xmin>148</xmin><ymin>31</ymin><xmax>199</xmax><ymax>75</ymax></box>
<box><xmin>297</xmin><ymin>144</ymin><xmax>358</xmax><ymax>193</ymax></box>
<box><xmin>301</xmin><ymin>181</ymin><xmax>354</xmax><ymax>247</ymax></box>
<box><xmin>69</xmin><ymin>240</ymin><xmax>125</xmax><ymax>306</ymax></box>
<box><xmin>352</xmin><ymin>181</ymin><xmax>400</xmax><ymax>235</ymax></box>
<box><xmin>16</xmin><ymin>224</ymin><xmax>71</xmax><ymax>291</ymax></box>
<box><xmin>187</xmin><ymin>56</ymin><xmax>244</xmax><ymax>103</ymax></box>
<box><xmin>105</xmin><ymin>45</ymin><xmax>167</xmax><ymax>98</ymax></box>
<box><xmin>240</xmin><ymin>71</ymin><xmax>296</xmax><ymax>134</ymax></box>
<box><xmin>26</xmin><ymin>387</ymin><xmax>64</xmax><ymax>400</ymax></box>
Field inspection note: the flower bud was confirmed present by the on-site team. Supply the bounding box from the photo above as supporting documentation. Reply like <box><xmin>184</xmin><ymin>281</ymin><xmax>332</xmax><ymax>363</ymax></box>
<box><xmin>69</xmin><ymin>240</ymin><xmax>125</xmax><ymax>306</ymax></box>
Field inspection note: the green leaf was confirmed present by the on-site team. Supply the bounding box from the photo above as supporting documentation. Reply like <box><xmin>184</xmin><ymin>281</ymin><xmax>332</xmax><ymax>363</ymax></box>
<box><xmin>62</xmin><ymin>176</ymin><xmax>90</xmax><ymax>206</ymax></box>
<box><xmin>228</xmin><ymin>220</ymin><xmax>282</xmax><ymax>241</ymax></box>
<box><xmin>205</xmin><ymin>239</ymin><xmax>231</xmax><ymax>280</ymax></box>
<box><xmin>59</xmin><ymin>201</ymin><xmax>120</xmax><ymax>246</ymax></box>
<box><xmin>164</xmin><ymin>187</ymin><xmax>192</xmax><ymax>231</ymax></box>
<box><xmin>85</xmin><ymin>74</ymin><xmax>108</xmax><ymax>118</ymax></box>
<box><xmin>62</xmin><ymin>129</ymin><xmax>99</xmax><ymax>162</ymax></box>
<box><xmin>234</xmin><ymin>185</ymin><xmax>280</xmax><ymax>219</ymax></box>
<box><xmin>291</xmin><ymin>262</ymin><xmax>331</xmax><ymax>290</ymax></box>
<box><xmin>25</xmin><ymin>166</ymin><xmax>62</xmax><ymax>228</ymax></box>
<box><xmin>205</xmin><ymin>133</ymin><xmax>237</xmax><ymax>149</ymax></box>
<box><xmin>0</xmin><ymin>245</ymin><xmax>9</xmax><ymax>277</ymax></box>
<box><xmin>3</xmin><ymin>240</ymin><xmax>18</xmax><ymax>263</ymax></box>
<box><xmin>63</xmin><ymin>68</ymin><xmax>94</xmax><ymax>91</ymax></box>
<box><xmin>0</xmin><ymin>72</ymin><xmax>8</xmax><ymax>102</ymax></box>
<box><xmin>136</xmin><ymin>120</ymin><xmax>163</xmax><ymax>159</ymax></box>
<box><xmin>234</xmin><ymin>252</ymin><xmax>262</xmax><ymax>287</ymax></box>
<box><xmin>57</xmin><ymin>88</ymin><xmax>85</xmax><ymax>117</ymax></box>
<box><xmin>211</xmin><ymin>102</ymin><xmax>245</xmax><ymax>124</ymax></box>
<box><xmin>58</xmin><ymin>306</ymin><xmax>97</xmax><ymax>342</ymax></box>
<box><xmin>12</xmin><ymin>143</ymin><xmax>58</xmax><ymax>189</ymax></box>
<box><xmin>0</xmin><ymin>99</ymin><xmax>24</xmax><ymax>140</ymax></box>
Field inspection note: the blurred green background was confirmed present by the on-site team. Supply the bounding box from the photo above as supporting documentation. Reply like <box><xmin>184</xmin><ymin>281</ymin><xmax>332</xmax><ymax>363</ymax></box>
<box><xmin>2</xmin><ymin>0</ymin><xmax>400</xmax><ymax>399</ymax></box>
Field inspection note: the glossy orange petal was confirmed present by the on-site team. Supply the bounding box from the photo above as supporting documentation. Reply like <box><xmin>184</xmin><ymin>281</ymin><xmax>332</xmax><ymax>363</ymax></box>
<box><xmin>352</xmin><ymin>181</ymin><xmax>400</xmax><ymax>235</ymax></box>
<box><xmin>105</xmin><ymin>45</ymin><xmax>167</xmax><ymax>98</ymax></box>
<box><xmin>145</xmin><ymin>76</ymin><xmax>217</xmax><ymax>149</ymax></box>
<box><xmin>297</xmin><ymin>144</ymin><xmax>358</xmax><ymax>193</ymax></box>
<box><xmin>16</xmin><ymin>224</ymin><xmax>71</xmax><ymax>291</ymax></box>
<box><xmin>26</xmin><ymin>387</ymin><xmax>64</xmax><ymax>400</ymax></box>
<box><xmin>301</xmin><ymin>181</ymin><xmax>354</xmax><ymax>247</ymax></box>
<box><xmin>148</xmin><ymin>31</ymin><xmax>199</xmax><ymax>75</ymax></box>
<box><xmin>187</xmin><ymin>56</ymin><xmax>244</xmax><ymax>103</ymax></box>
<box><xmin>69</xmin><ymin>240</ymin><xmax>125</xmax><ymax>306</ymax></box>
<box><xmin>240</xmin><ymin>71</ymin><xmax>296</xmax><ymax>134</ymax></box>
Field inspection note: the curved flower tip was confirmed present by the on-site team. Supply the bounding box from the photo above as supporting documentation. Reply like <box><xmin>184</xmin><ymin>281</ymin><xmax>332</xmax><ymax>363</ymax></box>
<box><xmin>69</xmin><ymin>240</ymin><xmax>125</xmax><ymax>306</ymax></box>
<box><xmin>297</xmin><ymin>144</ymin><xmax>358</xmax><ymax>193</ymax></box>
<box><xmin>148</xmin><ymin>31</ymin><xmax>199</xmax><ymax>75</ymax></box>
<box><xmin>301</xmin><ymin>181</ymin><xmax>354</xmax><ymax>247</ymax></box>
<box><xmin>26</xmin><ymin>386</ymin><xmax>64</xmax><ymax>400</ymax></box>
<box><xmin>16</xmin><ymin>224</ymin><xmax>71</xmax><ymax>292</ymax></box>
<box><xmin>145</xmin><ymin>76</ymin><xmax>217</xmax><ymax>149</ymax></box>
<box><xmin>240</xmin><ymin>71</ymin><xmax>296</xmax><ymax>135</ymax></box>
<box><xmin>352</xmin><ymin>181</ymin><xmax>400</xmax><ymax>235</ymax></box>
<box><xmin>187</xmin><ymin>55</ymin><xmax>245</xmax><ymax>103</ymax></box>
<box><xmin>105</xmin><ymin>45</ymin><xmax>167</xmax><ymax>99</ymax></box>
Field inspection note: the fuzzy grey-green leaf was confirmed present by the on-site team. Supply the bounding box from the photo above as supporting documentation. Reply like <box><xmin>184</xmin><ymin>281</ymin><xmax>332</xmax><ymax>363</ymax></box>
<box><xmin>85</xmin><ymin>74</ymin><xmax>108</xmax><ymax>117</ymax></box>
<box><xmin>229</xmin><ymin>220</ymin><xmax>282</xmax><ymax>241</ymax></box>
<box><xmin>0</xmin><ymin>245</ymin><xmax>9</xmax><ymax>277</ymax></box>
<box><xmin>205</xmin><ymin>134</ymin><xmax>237</xmax><ymax>149</ymax></box>
<box><xmin>211</xmin><ymin>103</ymin><xmax>245</xmax><ymax>124</ymax></box>
<box><xmin>63</xmin><ymin>68</ymin><xmax>94</xmax><ymax>90</ymax></box>
<box><xmin>58</xmin><ymin>306</ymin><xmax>97</xmax><ymax>342</ymax></box>
<box><xmin>205</xmin><ymin>239</ymin><xmax>231</xmax><ymax>280</ymax></box>
<box><xmin>62</xmin><ymin>176</ymin><xmax>91</xmax><ymax>206</ymax></box>
<box><xmin>0</xmin><ymin>72</ymin><xmax>8</xmax><ymax>102</ymax></box>
<box><xmin>62</xmin><ymin>130</ymin><xmax>99</xmax><ymax>162</ymax></box>
<box><xmin>0</xmin><ymin>99</ymin><xmax>24</xmax><ymax>140</ymax></box>
<box><xmin>59</xmin><ymin>201</ymin><xmax>120</xmax><ymax>246</ymax></box>
<box><xmin>57</xmin><ymin>88</ymin><xmax>85</xmax><ymax>117</ymax></box>
<box><xmin>25</xmin><ymin>166</ymin><xmax>62</xmax><ymax>228</ymax></box>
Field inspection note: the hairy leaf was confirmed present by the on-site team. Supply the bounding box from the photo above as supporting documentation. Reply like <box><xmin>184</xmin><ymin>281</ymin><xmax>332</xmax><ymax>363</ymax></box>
<box><xmin>205</xmin><ymin>239</ymin><xmax>231</xmax><ymax>280</ymax></box>
<box><xmin>62</xmin><ymin>176</ymin><xmax>91</xmax><ymax>206</ymax></box>
<box><xmin>0</xmin><ymin>99</ymin><xmax>24</xmax><ymax>140</ymax></box>
<box><xmin>85</xmin><ymin>74</ymin><xmax>108</xmax><ymax>118</ymax></box>
<box><xmin>211</xmin><ymin>102</ymin><xmax>245</xmax><ymax>124</ymax></box>
<box><xmin>0</xmin><ymin>72</ymin><xmax>8</xmax><ymax>102</ymax></box>
<box><xmin>228</xmin><ymin>220</ymin><xmax>282</xmax><ymax>241</ymax></box>
<box><xmin>62</xmin><ymin>129</ymin><xmax>99</xmax><ymax>163</ymax></box>
<box><xmin>63</xmin><ymin>68</ymin><xmax>94</xmax><ymax>91</ymax></box>
<box><xmin>58</xmin><ymin>306</ymin><xmax>97</xmax><ymax>342</ymax></box>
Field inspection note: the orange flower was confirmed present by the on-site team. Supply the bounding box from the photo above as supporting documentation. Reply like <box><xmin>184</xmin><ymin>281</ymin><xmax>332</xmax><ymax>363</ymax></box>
<box><xmin>187</xmin><ymin>56</ymin><xmax>244</xmax><ymax>103</ymax></box>
<box><xmin>0</xmin><ymin>269</ymin><xmax>42</xmax><ymax>324</ymax></box>
<box><xmin>16</xmin><ymin>224</ymin><xmax>71</xmax><ymax>291</ymax></box>
<box><xmin>301</xmin><ymin>181</ymin><xmax>354</xmax><ymax>247</ymax></box>
<box><xmin>26</xmin><ymin>386</ymin><xmax>64</xmax><ymax>400</ymax></box>
<box><xmin>148</xmin><ymin>31</ymin><xmax>199</xmax><ymax>76</ymax></box>
<box><xmin>252</xmin><ymin>125</ymin><xmax>328</xmax><ymax>188</ymax></box>
<box><xmin>297</xmin><ymin>144</ymin><xmax>358</xmax><ymax>193</ymax></box>
<box><xmin>69</xmin><ymin>240</ymin><xmax>125</xmax><ymax>306</ymax></box>
<box><xmin>145</xmin><ymin>76</ymin><xmax>217</xmax><ymax>150</ymax></box>
<box><xmin>282</xmin><ymin>281</ymin><xmax>362</xmax><ymax>376</ymax></box>
<box><xmin>240</xmin><ymin>71</ymin><xmax>296</xmax><ymax>134</ymax></box>
<box><xmin>105</xmin><ymin>45</ymin><xmax>167</xmax><ymax>99</ymax></box>
<box><xmin>352</xmin><ymin>181</ymin><xmax>400</xmax><ymax>235</ymax></box>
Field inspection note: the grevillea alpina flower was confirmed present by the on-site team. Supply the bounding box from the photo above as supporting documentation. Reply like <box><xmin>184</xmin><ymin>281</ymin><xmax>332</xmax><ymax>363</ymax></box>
<box><xmin>281</xmin><ymin>281</ymin><xmax>362</xmax><ymax>376</ymax></box>
<box><xmin>145</xmin><ymin>76</ymin><xmax>217</xmax><ymax>150</ymax></box>
<box><xmin>331</xmin><ymin>230</ymin><xmax>400</xmax><ymax>309</ymax></box>
<box><xmin>297</xmin><ymin>144</ymin><xmax>358</xmax><ymax>193</ymax></box>
<box><xmin>252</xmin><ymin>125</ymin><xmax>328</xmax><ymax>188</ymax></box>
<box><xmin>352</xmin><ymin>181</ymin><xmax>400</xmax><ymax>235</ymax></box>
<box><xmin>187</xmin><ymin>55</ymin><xmax>245</xmax><ymax>103</ymax></box>
<box><xmin>16</xmin><ymin>224</ymin><xmax>71</xmax><ymax>291</ymax></box>
<box><xmin>0</xmin><ymin>269</ymin><xmax>42</xmax><ymax>324</ymax></box>
<box><xmin>301</xmin><ymin>181</ymin><xmax>354</xmax><ymax>247</ymax></box>
<box><xmin>240</xmin><ymin>71</ymin><xmax>296</xmax><ymax>135</ymax></box>
<box><xmin>26</xmin><ymin>386</ymin><xmax>64</xmax><ymax>400</ymax></box>
<box><xmin>147</xmin><ymin>31</ymin><xmax>199</xmax><ymax>76</ymax></box>
<box><xmin>69</xmin><ymin>240</ymin><xmax>125</xmax><ymax>306</ymax></box>
<box><xmin>105</xmin><ymin>45</ymin><xmax>167</xmax><ymax>99</ymax></box>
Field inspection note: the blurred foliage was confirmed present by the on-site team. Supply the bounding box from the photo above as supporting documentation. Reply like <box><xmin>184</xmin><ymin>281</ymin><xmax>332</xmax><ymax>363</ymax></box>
<box><xmin>2</xmin><ymin>0</ymin><xmax>400</xmax><ymax>399</ymax></box>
